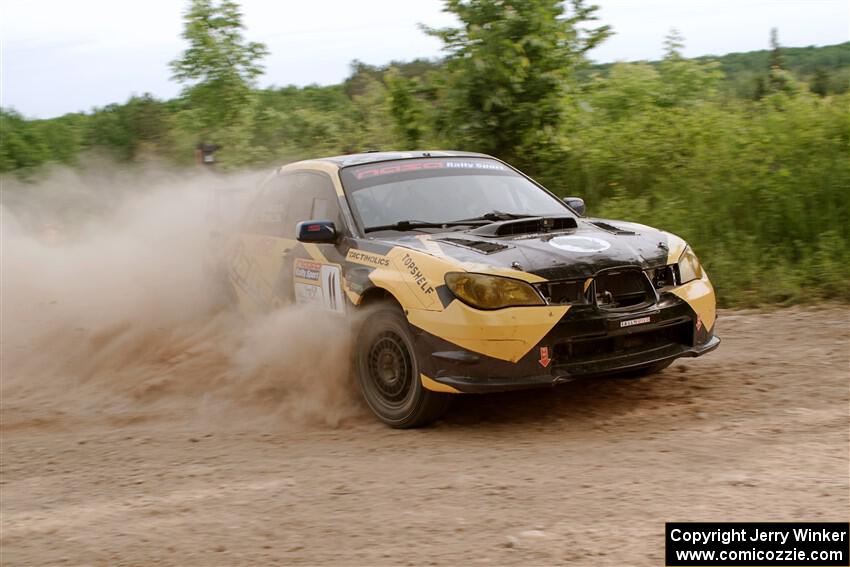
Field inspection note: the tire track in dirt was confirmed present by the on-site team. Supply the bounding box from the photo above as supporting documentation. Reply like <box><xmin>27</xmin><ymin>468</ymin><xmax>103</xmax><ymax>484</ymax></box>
<box><xmin>1</xmin><ymin>307</ymin><xmax>847</xmax><ymax>566</ymax></box>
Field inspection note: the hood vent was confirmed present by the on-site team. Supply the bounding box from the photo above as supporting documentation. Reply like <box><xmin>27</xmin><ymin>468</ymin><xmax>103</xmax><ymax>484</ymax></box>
<box><xmin>470</xmin><ymin>216</ymin><xmax>578</xmax><ymax>238</ymax></box>
<box><xmin>591</xmin><ymin>221</ymin><xmax>635</xmax><ymax>235</ymax></box>
<box><xmin>436</xmin><ymin>238</ymin><xmax>509</xmax><ymax>254</ymax></box>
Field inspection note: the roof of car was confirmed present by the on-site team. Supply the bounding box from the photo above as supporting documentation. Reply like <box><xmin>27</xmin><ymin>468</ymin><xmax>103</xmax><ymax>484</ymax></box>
<box><xmin>317</xmin><ymin>150</ymin><xmax>492</xmax><ymax>168</ymax></box>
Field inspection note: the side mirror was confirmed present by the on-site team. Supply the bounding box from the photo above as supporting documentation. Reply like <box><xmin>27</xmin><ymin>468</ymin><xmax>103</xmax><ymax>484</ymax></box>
<box><xmin>296</xmin><ymin>220</ymin><xmax>338</xmax><ymax>244</ymax></box>
<box><xmin>563</xmin><ymin>197</ymin><xmax>585</xmax><ymax>216</ymax></box>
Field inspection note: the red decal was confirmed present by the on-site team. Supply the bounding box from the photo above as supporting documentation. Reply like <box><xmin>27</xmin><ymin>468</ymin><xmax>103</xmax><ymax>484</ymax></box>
<box><xmin>307</xmin><ymin>224</ymin><xmax>322</xmax><ymax>232</ymax></box>
<box><xmin>696</xmin><ymin>315</ymin><xmax>703</xmax><ymax>331</ymax></box>
<box><xmin>539</xmin><ymin>346</ymin><xmax>551</xmax><ymax>368</ymax></box>
<box><xmin>354</xmin><ymin>169</ymin><xmax>379</xmax><ymax>180</ymax></box>
<box><xmin>379</xmin><ymin>165</ymin><xmax>401</xmax><ymax>175</ymax></box>
<box><xmin>354</xmin><ymin>161</ymin><xmax>446</xmax><ymax>180</ymax></box>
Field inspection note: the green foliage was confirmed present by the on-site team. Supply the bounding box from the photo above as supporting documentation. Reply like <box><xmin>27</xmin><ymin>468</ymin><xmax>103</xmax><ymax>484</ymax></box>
<box><xmin>386</xmin><ymin>69</ymin><xmax>426</xmax><ymax>149</ymax></box>
<box><xmin>657</xmin><ymin>30</ymin><xmax>724</xmax><ymax>106</ymax></box>
<box><xmin>588</xmin><ymin>40</ymin><xmax>850</xmax><ymax>99</ymax></box>
<box><xmin>1</xmin><ymin>2</ymin><xmax>847</xmax><ymax>306</ymax></box>
<box><xmin>423</xmin><ymin>0</ymin><xmax>610</xmax><ymax>177</ymax></box>
<box><xmin>0</xmin><ymin>110</ymin><xmax>52</xmax><ymax>174</ymax></box>
<box><xmin>575</xmin><ymin>89</ymin><xmax>850</xmax><ymax>306</ymax></box>
<box><xmin>170</xmin><ymin>0</ymin><xmax>268</xmax><ymax>159</ymax></box>
<box><xmin>810</xmin><ymin>68</ymin><xmax>831</xmax><ymax>97</ymax></box>
<box><xmin>85</xmin><ymin>95</ymin><xmax>173</xmax><ymax>161</ymax></box>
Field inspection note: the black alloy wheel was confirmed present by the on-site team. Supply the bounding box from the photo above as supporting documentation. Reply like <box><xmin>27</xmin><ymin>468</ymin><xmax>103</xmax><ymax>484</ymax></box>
<box><xmin>355</xmin><ymin>304</ymin><xmax>450</xmax><ymax>428</ymax></box>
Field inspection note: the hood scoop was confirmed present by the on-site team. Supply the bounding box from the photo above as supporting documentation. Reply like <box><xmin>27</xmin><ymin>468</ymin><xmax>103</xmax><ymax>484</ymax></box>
<box><xmin>436</xmin><ymin>237</ymin><xmax>510</xmax><ymax>254</ymax></box>
<box><xmin>591</xmin><ymin>221</ymin><xmax>635</xmax><ymax>235</ymax></box>
<box><xmin>469</xmin><ymin>216</ymin><xmax>578</xmax><ymax>238</ymax></box>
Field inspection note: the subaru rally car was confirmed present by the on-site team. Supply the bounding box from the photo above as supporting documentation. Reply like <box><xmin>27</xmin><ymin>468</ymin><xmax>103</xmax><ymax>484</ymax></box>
<box><xmin>225</xmin><ymin>151</ymin><xmax>719</xmax><ymax>427</ymax></box>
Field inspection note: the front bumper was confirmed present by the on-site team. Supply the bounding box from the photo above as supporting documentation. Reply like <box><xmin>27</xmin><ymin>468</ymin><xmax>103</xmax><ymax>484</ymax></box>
<box><xmin>415</xmin><ymin>294</ymin><xmax>719</xmax><ymax>393</ymax></box>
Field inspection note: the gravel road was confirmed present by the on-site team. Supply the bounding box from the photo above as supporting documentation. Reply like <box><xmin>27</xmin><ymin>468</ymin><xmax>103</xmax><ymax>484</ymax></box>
<box><xmin>2</xmin><ymin>306</ymin><xmax>848</xmax><ymax>566</ymax></box>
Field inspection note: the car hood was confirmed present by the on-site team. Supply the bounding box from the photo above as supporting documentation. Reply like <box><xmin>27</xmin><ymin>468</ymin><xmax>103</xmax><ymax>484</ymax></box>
<box><xmin>379</xmin><ymin>217</ymin><xmax>676</xmax><ymax>280</ymax></box>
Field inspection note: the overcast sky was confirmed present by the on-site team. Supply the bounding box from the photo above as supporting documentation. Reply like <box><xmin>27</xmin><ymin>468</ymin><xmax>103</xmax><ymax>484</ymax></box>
<box><xmin>2</xmin><ymin>0</ymin><xmax>848</xmax><ymax>118</ymax></box>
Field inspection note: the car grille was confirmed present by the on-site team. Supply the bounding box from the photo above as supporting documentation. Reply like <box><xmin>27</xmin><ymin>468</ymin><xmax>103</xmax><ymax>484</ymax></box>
<box><xmin>535</xmin><ymin>279</ymin><xmax>590</xmax><ymax>305</ymax></box>
<box><xmin>554</xmin><ymin>320</ymin><xmax>693</xmax><ymax>363</ymax></box>
<box><xmin>537</xmin><ymin>268</ymin><xmax>656</xmax><ymax>308</ymax></box>
<box><xmin>594</xmin><ymin>268</ymin><xmax>655</xmax><ymax>310</ymax></box>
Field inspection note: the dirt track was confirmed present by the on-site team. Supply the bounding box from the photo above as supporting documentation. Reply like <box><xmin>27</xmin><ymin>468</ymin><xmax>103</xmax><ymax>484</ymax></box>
<box><xmin>1</xmin><ymin>306</ymin><xmax>848</xmax><ymax>566</ymax></box>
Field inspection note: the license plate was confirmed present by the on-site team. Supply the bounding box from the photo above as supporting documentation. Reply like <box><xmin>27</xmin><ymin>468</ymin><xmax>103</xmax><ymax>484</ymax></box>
<box><xmin>619</xmin><ymin>316</ymin><xmax>651</xmax><ymax>328</ymax></box>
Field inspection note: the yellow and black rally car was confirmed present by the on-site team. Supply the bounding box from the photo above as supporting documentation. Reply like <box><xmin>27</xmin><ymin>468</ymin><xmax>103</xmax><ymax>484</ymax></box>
<box><xmin>226</xmin><ymin>151</ymin><xmax>719</xmax><ymax>427</ymax></box>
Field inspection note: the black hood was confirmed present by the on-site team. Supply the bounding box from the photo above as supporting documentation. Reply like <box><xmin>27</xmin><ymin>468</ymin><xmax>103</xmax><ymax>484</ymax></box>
<box><xmin>379</xmin><ymin>217</ymin><xmax>673</xmax><ymax>280</ymax></box>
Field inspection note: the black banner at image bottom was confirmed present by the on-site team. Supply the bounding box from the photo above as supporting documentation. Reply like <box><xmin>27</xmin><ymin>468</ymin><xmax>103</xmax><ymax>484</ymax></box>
<box><xmin>666</xmin><ymin>522</ymin><xmax>849</xmax><ymax>566</ymax></box>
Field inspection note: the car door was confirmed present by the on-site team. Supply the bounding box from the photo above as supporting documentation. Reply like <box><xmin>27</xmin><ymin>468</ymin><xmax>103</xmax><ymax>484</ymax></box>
<box><xmin>229</xmin><ymin>169</ymin><xmax>346</xmax><ymax>315</ymax></box>
<box><xmin>288</xmin><ymin>171</ymin><xmax>347</xmax><ymax>314</ymax></box>
<box><xmin>229</xmin><ymin>172</ymin><xmax>302</xmax><ymax>314</ymax></box>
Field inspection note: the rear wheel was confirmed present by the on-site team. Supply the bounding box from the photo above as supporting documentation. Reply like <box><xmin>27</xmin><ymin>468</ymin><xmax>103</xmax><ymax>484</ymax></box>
<box><xmin>355</xmin><ymin>304</ymin><xmax>450</xmax><ymax>428</ymax></box>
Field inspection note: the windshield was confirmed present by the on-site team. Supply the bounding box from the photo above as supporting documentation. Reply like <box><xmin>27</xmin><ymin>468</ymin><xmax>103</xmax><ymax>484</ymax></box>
<box><xmin>339</xmin><ymin>157</ymin><xmax>572</xmax><ymax>231</ymax></box>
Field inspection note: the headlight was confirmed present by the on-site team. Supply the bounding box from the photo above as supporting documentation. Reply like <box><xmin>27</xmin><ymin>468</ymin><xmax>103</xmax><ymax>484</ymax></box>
<box><xmin>444</xmin><ymin>272</ymin><xmax>545</xmax><ymax>309</ymax></box>
<box><xmin>677</xmin><ymin>246</ymin><xmax>703</xmax><ymax>284</ymax></box>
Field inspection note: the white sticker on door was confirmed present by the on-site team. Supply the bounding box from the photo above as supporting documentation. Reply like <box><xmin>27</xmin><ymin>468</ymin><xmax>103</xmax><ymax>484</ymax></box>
<box><xmin>294</xmin><ymin>282</ymin><xmax>323</xmax><ymax>307</ymax></box>
<box><xmin>292</xmin><ymin>258</ymin><xmax>344</xmax><ymax>313</ymax></box>
<box><xmin>320</xmin><ymin>264</ymin><xmax>344</xmax><ymax>313</ymax></box>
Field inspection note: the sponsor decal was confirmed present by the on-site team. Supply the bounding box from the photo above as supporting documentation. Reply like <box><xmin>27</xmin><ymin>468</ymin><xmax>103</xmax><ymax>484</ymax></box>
<box><xmin>354</xmin><ymin>161</ymin><xmax>445</xmax><ymax>180</ymax></box>
<box><xmin>352</xmin><ymin>159</ymin><xmax>506</xmax><ymax>180</ymax></box>
<box><xmin>346</xmin><ymin>249</ymin><xmax>391</xmax><ymax>267</ymax></box>
<box><xmin>696</xmin><ymin>315</ymin><xmax>703</xmax><ymax>331</ymax></box>
<box><xmin>444</xmin><ymin>160</ymin><xmax>505</xmax><ymax>171</ymax></box>
<box><xmin>549</xmin><ymin>235</ymin><xmax>611</xmax><ymax>253</ymax></box>
<box><xmin>294</xmin><ymin>259</ymin><xmax>321</xmax><ymax>281</ymax></box>
<box><xmin>294</xmin><ymin>282</ymin><xmax>322</xmax><ymax>306</ymax></box>
<box><xmin>620</xmin><ymin>316</ymin><xmax>651</xmax><ymax>328</ymax></box>
<box><xmin>538</xmin><ymin>346</ymin><xmax>551</xmax><ymax>368</ymax></box>
<box><xmin>401</xmin><ymin>253</ymin><xmax>435</xmax><ymax>295</ymax></box>
<box><xmin>293</xmin><ymin>259</ymin><xmax>344</xmax><ymax>314</ymax></box>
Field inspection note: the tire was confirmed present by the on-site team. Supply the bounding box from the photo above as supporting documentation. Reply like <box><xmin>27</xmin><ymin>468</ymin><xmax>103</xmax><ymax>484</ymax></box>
<box><xmin>355</xmin><ymin>304</ymin><xmax>450</xmax><ymax>428</ymax></box>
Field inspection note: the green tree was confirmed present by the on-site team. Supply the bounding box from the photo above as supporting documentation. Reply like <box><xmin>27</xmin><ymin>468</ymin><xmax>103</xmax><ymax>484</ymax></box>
<box><xmin>170</xmin><ymin>0</ymin><xmax>268</xmax><ymax>160</ymax></box>
<box><xmin>586</xmin><ymin>63</ymin><xmax>661</xmax><ymax>120</ymax></box>
<box><xmin>657</xmin><ymin>29</ymin><xmax>723</xmax><ymax>107</ymax></box>
<box><xmin>424</xmin><ymin>0</ymin><xmax>610</xmax><ymax>178</ymax></box>
<box><xmin>753</xmin><ymin>75</ymin><xmax>767</xmax><ymax>100</ymax></box>
<box><xmin>0</xmin><ymin>110</ymin><xmax>50</xmax><ymax>173</ymax></box>
<box><xmin>810</xmin><ymin>68</ymin><xmax>830</xmax><ymax>97</ymax></box>
<box><xmin>767</xmin><ymin>27</ymin><xmax>789</xmax><ymax>94</ymax></box>
<box><xmin>769</xmin><ymin>27</ymin><xmax>784</xmax><ymax>71</ymax></box>
<box><xmin>386</xmin><ymin>68</ymin><xmax>426</xmax><ymax>149</ymax></box>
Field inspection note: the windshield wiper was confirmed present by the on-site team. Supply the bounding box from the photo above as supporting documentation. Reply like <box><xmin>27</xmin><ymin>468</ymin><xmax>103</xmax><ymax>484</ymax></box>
<box><xmin>451</xmin><ymin>210</ymin><xmax>535</xmax><ymax>223</ymax></box>
<box><xmin>364</xmin><ymin>219</ymin><xmax>489</xmax><ymax>233</ymax></box>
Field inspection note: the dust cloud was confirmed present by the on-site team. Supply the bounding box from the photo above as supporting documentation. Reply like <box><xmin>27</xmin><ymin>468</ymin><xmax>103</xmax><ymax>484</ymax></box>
<box><xmin>1</xmin><ymin>161</ymin><xmax>363</xmax><ymax>429</ymax></box>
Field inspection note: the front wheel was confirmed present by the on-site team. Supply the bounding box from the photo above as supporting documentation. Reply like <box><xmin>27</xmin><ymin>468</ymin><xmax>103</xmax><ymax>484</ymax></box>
<box><xmin>355</xmin><ymin>304</ymin><xmax>450</xmax><ymax>428</ymax></box>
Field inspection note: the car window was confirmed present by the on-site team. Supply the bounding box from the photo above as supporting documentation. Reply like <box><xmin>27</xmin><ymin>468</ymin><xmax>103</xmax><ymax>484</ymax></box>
<box><xmin>339</xmin><ymin>158</ymin><xmax>571</xmax><ymax>230</ymax></box>
<box><xmin>248</xmin><ymin>174</ymin><xmax>296</xmax><ymax>237</ymax></box>
<box><xmin>300</xmin><ymin>172</ymin><xmax>340</xmax><ymax>223</ymax></box>
<box><xmin>248</xmin><ymin>171</ymin><xmax>341</xmax><ymax>238</ymax></box>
